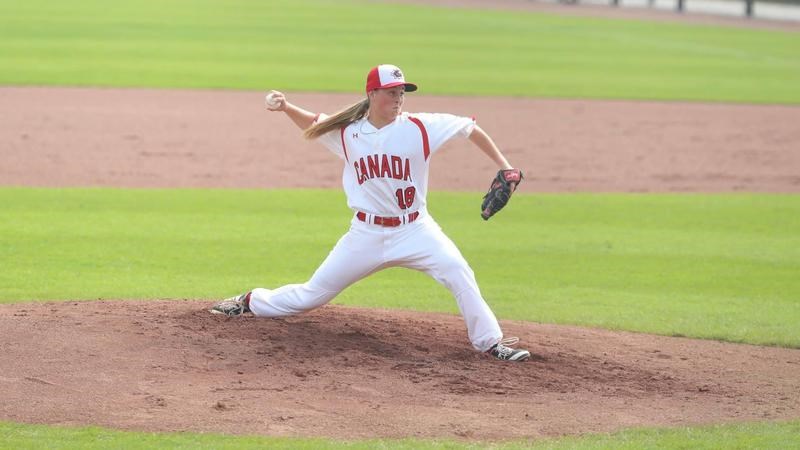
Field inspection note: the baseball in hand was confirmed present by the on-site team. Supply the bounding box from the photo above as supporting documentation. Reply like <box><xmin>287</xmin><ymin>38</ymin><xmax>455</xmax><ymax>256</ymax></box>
<box><xmin>265</xmin><ymin>92</ymin><xmax>280</xmax><ymax>109</ymax></box>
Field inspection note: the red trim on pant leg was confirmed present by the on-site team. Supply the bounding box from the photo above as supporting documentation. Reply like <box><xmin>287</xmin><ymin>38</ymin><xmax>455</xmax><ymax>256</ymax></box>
<box><xmin>244</xmin><ymin>291</ymin><xmax>252</xmax><ymax>310</ymax></box>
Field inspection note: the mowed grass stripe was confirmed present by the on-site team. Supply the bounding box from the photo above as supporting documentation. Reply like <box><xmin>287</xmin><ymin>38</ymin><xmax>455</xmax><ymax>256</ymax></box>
<box><xmin>0</xmin><ymin>0</ymin><xmax>799</xmax><ymax>102</ymax></box>
<box><xmin>2</xmin><ymin>420</ymin><xmax>800</xmax><ymax>449</ymax></box>
<box><xmin>2</xmin><ymin>188</ymin><xmax>798</xmax><ymax>347</ymax></box>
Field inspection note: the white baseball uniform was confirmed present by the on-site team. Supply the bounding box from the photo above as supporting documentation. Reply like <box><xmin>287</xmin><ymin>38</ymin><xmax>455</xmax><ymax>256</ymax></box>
<box><xmin>248</xmin><ymin>112</ymin><xmax>504</xmax><ymax>352</ymax></box>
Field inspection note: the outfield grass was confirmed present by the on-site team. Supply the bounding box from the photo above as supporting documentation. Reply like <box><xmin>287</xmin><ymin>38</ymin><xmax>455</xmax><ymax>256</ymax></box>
<box><xmin>1</xmin><ymin>0</ymin><xmax>799</xmax><ymax>103</ymax></box>
<box><xmin>2</xmin><ymin>420</ymin><xmax>799</xmax><ymax>449</ymax></box>
<box><xmin>2</xmin><ymin>188</ymin><xmax>798</xmax><ymax>347</ymax></box>
<box><xmin>2</xmin><ymin>0</ymin><xmax>799</xmax><ymax>446</ymax></box>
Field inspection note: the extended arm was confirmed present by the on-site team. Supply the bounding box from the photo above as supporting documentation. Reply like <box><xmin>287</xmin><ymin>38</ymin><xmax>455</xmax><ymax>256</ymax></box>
<box><xmin>468</xmin><ymin>125</ymin><xmax>513</xmax><ymax>170</ymax></box>
<box><xmin>265</xmin><ymin>90</ymin><xmax>317</xmax><ymax>130</ymax></box>
<box><xmin>468</xmin><ymin>124</ymin><xmax>523</xmax><ymax>220</ymax></box>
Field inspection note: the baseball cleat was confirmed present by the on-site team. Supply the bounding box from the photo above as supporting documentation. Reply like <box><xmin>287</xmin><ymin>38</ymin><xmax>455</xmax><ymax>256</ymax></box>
<box><xmin>488</xmin><ymin>337</ymin><xmax>530</xmax><ymax>362</ymax></box>
<box><xmin>210</xmin><ymin>292</ymin><xmax>252</xmax><ymax>316</ymax></box>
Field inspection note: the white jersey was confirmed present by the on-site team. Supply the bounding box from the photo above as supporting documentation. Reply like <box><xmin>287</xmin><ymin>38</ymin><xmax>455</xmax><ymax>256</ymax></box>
<box><xmin>315</xmin><ymin>112</ymin><xmax>475</xmax><ymax>216</ymax></box>
<box><xmin>246</xmin><ymin>109</ymin><xmax>507</xmax><ymax>353</ymax></box>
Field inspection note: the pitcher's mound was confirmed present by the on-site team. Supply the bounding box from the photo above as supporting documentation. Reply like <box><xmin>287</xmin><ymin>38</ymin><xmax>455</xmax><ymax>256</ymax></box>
<box><xmin>1</xmin><ymin>300</ymin><xmax>798</xmax><ymax>440</ymax></box>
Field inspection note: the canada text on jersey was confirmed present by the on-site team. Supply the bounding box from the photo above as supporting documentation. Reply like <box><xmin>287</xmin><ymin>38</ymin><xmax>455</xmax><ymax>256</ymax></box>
<box><xmin>353</xmin><ymin>154</ymin><xmax>413</xmax><ymax>185</ymax></box>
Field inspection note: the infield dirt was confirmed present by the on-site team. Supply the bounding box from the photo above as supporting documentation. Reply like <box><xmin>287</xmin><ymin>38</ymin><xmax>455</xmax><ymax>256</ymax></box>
<box><xmin>2</xmin><ymin>301</ymin><xmax>799</xmax><ymax>440</ymax></box>
<box><xmin>2</xmin><ymin>87</ymin><xmax>799</xmax><ymax>192</ymax></box>
<box><xmin>1</xmin><ymin>85</ymin><xmax>799</xmax><ymax>440</ymax></box>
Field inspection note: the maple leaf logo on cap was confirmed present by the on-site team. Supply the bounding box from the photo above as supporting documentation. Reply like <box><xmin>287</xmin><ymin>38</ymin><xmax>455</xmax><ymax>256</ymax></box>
<box><xmin>365</xmin><ymin>65</ymin><xmax>417</xmax><ymax>93</ymax></box>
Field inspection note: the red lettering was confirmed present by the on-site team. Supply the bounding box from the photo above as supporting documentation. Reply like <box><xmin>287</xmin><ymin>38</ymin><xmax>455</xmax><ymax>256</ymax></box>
<box><xmin>380</xmin><ymin>155</ymin><xmax>391</xmax><ymax>178</ymax></box>
<box><xmin>367</xmin><ymin>154</ymin><xmax>380</xmax><ymax>179</ymax></box>
<box><xmin>390</xmin><ymin>156</ymin><xmax>403</xmax><ymax>180</ymax></box>
<box><xmin>404</xmin><ymin>186</ymin><xmax>416</xmax><ymax>208</ymax></box>
<box><xmin>395</xmin><ymin>186</ymin><xmax>416</xmax><ymax>209</ymax></box>
<box><xmin>359</xmin><ymin>159</ymin><xmax>369</xmax><ymax>183</ymax></box>
<box><xmin>354</xmin><ymin>162</ymin><xmax>363</xmax><ymax>185</ymax></box>
<box><xmin>356</xmin><ymin>155</ymin><xmax>413</xmax><ymax>184</ymax></box>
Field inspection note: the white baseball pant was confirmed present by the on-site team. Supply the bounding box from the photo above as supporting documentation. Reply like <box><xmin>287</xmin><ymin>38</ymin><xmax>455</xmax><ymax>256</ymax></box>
<box><xmin>248</xmin><ymin>213</ymin><xmax>504</xmax><ymax>352</ymax></box>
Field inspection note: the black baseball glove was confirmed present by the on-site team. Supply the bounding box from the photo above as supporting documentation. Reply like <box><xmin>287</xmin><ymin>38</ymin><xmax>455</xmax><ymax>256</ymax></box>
<box><xmin>481</xmin><ymin>169</ymin><xmax>523</xmax><ymax>220</ymax></box>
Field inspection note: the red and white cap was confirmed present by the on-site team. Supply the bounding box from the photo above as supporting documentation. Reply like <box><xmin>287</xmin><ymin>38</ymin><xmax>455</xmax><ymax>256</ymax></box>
<box><xmin>365</xmin><ymin>64</ymin><xmax>418</xmax><ymax>93</ymax></box>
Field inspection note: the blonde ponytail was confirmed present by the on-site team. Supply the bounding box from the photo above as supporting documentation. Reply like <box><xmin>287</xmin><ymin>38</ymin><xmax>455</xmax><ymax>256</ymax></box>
<box><xmin>304</xmin><ymin>98</ymin><xmax>370</xmax><ymax>139</ymax></box>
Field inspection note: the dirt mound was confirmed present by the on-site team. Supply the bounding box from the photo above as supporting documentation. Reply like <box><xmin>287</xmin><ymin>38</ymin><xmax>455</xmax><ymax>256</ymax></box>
<box><xmin>2</xmin><ymin>300</ymin><xmax>798</xmax><ymax>440</ymax></box>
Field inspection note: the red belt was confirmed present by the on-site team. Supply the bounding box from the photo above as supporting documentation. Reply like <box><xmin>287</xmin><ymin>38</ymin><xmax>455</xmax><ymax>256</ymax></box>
<box><xmin>356</xmin><ymin>211</ymin><xmax>419</xmax><ymax>227</ymax></box>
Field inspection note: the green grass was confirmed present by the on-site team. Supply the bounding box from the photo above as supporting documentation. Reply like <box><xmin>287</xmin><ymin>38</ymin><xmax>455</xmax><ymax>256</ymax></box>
<box><xmin>2</xmin><ymin>188</ymin><xmax>798</xmax><ymax>347</ymax></box>
<box><xmin>2</xmin><ymin>420</ymin><xmax>800</xmax><ymax>449</ymax></box>
<box><xmin>3</xmin><ymin>0</ymin><xmax>798</xmax><ymax>446</ymax></box>
<box><xmin>1</xmin><ymin>0</ymin><xmax>799</xmax><ymax>103</ymax></box>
